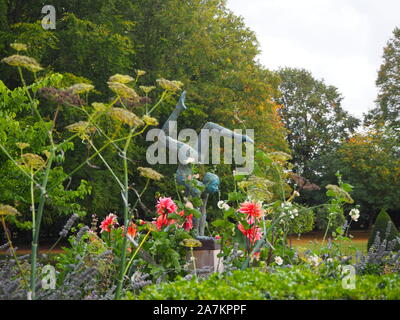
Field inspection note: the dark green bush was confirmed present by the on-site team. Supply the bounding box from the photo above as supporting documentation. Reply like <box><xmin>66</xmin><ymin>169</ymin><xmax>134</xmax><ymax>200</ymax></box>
<box><xmin>368</xmin><ymin>209</ymin><xmax>399</xmax><ymax>250</ymax></box>
<box><xmin>127</xmin><ymin>266</ymin><xmax>400</xmax><ymax>300</ymax></box>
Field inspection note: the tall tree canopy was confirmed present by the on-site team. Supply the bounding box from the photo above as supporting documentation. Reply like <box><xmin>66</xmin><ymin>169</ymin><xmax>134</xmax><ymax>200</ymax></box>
<box><xmin>276</xmin><ymin>68</ymin><xmax>359</xmax><ymax>180</ymax></box>
<box><xmin>337</xmin><ymin>128</ymin><xmax>400</xmax><ymax>225</ymax></box>
<box><xmin>365</xmin><ymin>27</ymin><xmax>400</xmax><ymax>133</ymax></box>
<box><xmin>354</xmin><ymin>27</ymin><xmax>400</xmax><ymax>226</ymax></box>
<box><xmin>0</xmin><ymin>0</ymin><xmax>288</xmax><ymax>151</ymax></box>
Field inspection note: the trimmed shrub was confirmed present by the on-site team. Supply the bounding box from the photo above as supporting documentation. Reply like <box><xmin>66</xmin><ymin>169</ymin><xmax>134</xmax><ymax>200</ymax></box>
<box><xmin>127</xmin><ymin>266</ymin><xmax>400</xmax><ymax>300</ymax></box>
<box><xmin>367</xmin><ymin>209</ymin><xmax>399</xmax><ymax>250</ymax></box>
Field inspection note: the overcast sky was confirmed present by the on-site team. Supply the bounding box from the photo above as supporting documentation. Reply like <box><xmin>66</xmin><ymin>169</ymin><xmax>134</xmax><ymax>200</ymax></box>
<box><xmin>227</xmin><ymin>0</ymin><xmax>399</xmax><ymax>118</ymax></box>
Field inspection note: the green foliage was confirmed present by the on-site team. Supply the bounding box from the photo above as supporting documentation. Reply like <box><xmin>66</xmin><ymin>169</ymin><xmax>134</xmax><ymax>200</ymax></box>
<box><xmin>316</xmin><ymin>172</ymin><xmax>354</xmax><ymax>237</ymax></box>
<box><xmin>352</xmin><ymin>27</ymin><xmax>400</xmax><ymax>222</ymax></box>
<box><xmin>0</xmin><ymin>42</ymin><xmax>176</xmax><ymax>298</ymax></box>
<box><xmin>129</xmin><ymin>266</ymin><xmax>400</xmax><ymax>300</ymax></box>
<box><xmin>140</xmin><ymin>227</ymin><xmax>192</xmax><ymax>280</ymax></box>
<box><xmin>276</xmin><ymin>68</ymin><xmax>360</xmax><ymax>216</ymax></box>
<box><xmin>337</xmin><ymin>128</ymin><xmax>400</xmax><ymax>222</ymax></box>
<box><xmin>0</xmin><ymin>0</ymin><xmax>291</xmax><ymax>226</ymax></box>
<box><xmin>0</xmin><ymin>22</ymin><xmax>58</xmax><ymax>87</ymax></box>
<box><xmin>315</xmin><ymin>206</ymin><xmax>345</xmax><ymax>232</ymax></box>
<box><xmin>365</xmin><ymin>27</ymin><xmax>400</xmax><ymax>132</ymax></box>
<box><xmin>288</xmin><ymin>207</ymin><xmax>314</xmax><ymax>235</ymax></box>
<box><xmin>0</xmin><ymin>0</ymin><xmax>7</xmax><ymax>30</ymax></box>
<box><xmin>368</xmin><ymin>209</ymin><xmax>399</xmax><ymax>250</ymax></box>
<box><xmin>56</xmin><ymin>226</ymin><xmax>114</xmax><ymax>284</ymax></box>
<box><xmin>2</xmin><ymin>0</ymin><xmax>399</xmax><ymax>301</ymax></box>
<box><xmin>50</xmin><ymin>13</ymin><xmax>135</xmax><ymax>95</ymax></box>
<box><xmin>210</xmin><ymin>150</ymin><xmax>317</xmax><ymax>270</ymax></box>
<box><xmin>0</xmin><ymin>73</ymin><xmax>90</xmax><ymax>228</ymax></box>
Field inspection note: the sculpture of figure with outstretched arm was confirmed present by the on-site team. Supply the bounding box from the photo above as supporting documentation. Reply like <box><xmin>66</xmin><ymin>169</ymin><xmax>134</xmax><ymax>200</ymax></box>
<box><xmin>159</xmin><ymin>91</ymin><xmax>253</xmax><ymax>236</ymax></box>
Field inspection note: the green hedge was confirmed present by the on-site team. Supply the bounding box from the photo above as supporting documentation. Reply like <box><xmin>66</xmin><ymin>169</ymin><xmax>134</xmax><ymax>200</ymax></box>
<box><xmin>127</xmin><ymin>267</ymin><xmax>400</xmax><ymax>300</ymax></box>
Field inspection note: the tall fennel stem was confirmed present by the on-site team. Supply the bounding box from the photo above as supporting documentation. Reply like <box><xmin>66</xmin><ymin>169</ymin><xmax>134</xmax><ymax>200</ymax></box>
<box><xmin>16</xmin><ymin>66</ymin><xmax>56</xmax><ymax>299</ymax></box>
<box><xmin>47</xmin><ymin>135</ymin><xmax>129</xmax><ymax>194</ymax></box>
<box><xmin>46</xmin><ymin>98</ymin><xmax>149</xmax><ymax>193</ymax></box>
<box><xmin>0</xmin><ymin>143</ymin><xmax>37</xmax><ymax>184</ymax></box>
<box><xmin>115</xmin><ymin>127</ymin><xmax>136</xmax><ymax>300</ymax></box>
<box><xmin>88</xmin><ymin>141</ymin><xmax>123</xmax><ymax>189</ymax></box>
<box><xmin>115</xmin><ymin>180</ymin><xmax>152</xmax><ymax>287</ymax></box>
<box><xmin>30</xmin><ymin>149</ymin><xmax>54</xmax><ymax>300</ymax></box>
<box><xmin>31</xmin><ymin>170</ymin><xmax>35</xmax><ymax>238</ymax></box>
<box><xmin>114</xmin><ymin>180</ymin><xmax>151</xmax><ymax>289</ymax></box>
<box><xmin>148</xmin><ymin>91</ymin><xmax>167</xmax><ymax>114</ymax></box>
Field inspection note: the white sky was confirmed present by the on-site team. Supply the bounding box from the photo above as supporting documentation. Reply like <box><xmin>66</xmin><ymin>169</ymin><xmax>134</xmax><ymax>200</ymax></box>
<box><xmin>227</xmin><ymin>0</ymin><xmax>400</xmax><ymax>118</ymax></box>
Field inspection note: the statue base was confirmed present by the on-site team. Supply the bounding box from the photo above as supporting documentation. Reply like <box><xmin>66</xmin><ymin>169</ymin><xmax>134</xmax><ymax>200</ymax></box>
<box><xmin>186</xmin><ymin>237</ymin><xmax>224</xmax><ymax>274</ymax></box>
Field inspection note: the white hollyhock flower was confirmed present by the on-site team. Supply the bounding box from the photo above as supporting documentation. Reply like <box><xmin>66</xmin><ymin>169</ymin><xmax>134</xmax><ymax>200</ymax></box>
<box><xmin>217</xmin><ymin>201</ymin><xmax>224</xmax><ymax>209</ymax></box>
<box><xmin>349</xmin><ymin>209</ymin><xmax>360</xmax><ymax>222</ymax></box>
<box><xmin>217</xmin><ymin>200</ymin><xmax>230</xmax><ymax>211</ymax></box>
<box><xmin>185</xmin><ymin>201</ymin><xmax>194</xmax><ymax>209</ymax></box>
<box><xmin>274</xmin><ymin>256</ymin><xmax>283</xmax><ymax>265</ymax></box>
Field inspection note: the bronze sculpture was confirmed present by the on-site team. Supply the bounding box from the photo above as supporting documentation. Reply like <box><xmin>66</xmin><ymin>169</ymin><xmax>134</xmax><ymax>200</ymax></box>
<box><xmin>159</xmin><ymin>91</ymin><xmax>253</xmax><ymax>236</ymax></box>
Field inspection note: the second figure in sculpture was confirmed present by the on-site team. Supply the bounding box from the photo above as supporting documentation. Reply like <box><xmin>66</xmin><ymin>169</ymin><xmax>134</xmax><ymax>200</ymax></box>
<box><xmin>159</xmin><ymin>91</ymin><xmax>253</xmax><ymax>236</ymax></box>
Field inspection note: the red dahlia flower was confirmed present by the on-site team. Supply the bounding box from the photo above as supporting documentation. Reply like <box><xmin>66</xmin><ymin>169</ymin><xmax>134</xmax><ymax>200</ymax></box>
<box><xmin>127</xmin><ymin>222</ymin><xmax>137</xmax><ymax>238</ymax></box>
<box><xmin>155</xmin><ymin>214</ymin><xmax>168</xmax><ymax>230</ymax></box>
<box><xmin>156</xmin><ymin>197</ymin><xmax>178</xmax><ymax>215</ymax></box>
<box><xmin>238</xmin><ymin>201</ymin><xmax>264</xmax><ymax>224</ymax></box>
<box><xmin>153</xmin><ymin>197</ymin><xmax>179</xmax><ymax>230</ymax></box>
<box><xmin>183</xmin><ymin>214</ymin><xmax>193</xmax><ymax>231</ymax></box>
<box><xmin>100</xmin><ymin>213</ymin><xmax>118</xmax><ymax>233</ymax></box>
<box><xmin>178</xmin><ymin>210</ymin><xmax>193</xmax><ymax>232</ymax></box>
<box><xmin>238</xmin><ymin>223</ymin><xmax>263</xmax><ymax>244</ymax></box>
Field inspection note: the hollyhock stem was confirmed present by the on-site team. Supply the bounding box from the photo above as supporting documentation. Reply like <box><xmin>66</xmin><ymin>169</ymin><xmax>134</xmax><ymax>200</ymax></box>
<box><xmin>123</xmin><ymin>230</ymin><xmax>151</xmax><ymax>277</ymax></box>
<box><xmin>191</xmin><ymin>247</ymin><xmax>198</xmax><ymax>280</ymax></box>
<box><xmin>322</xmin><ymin>216</ymin><xmax>332</xmax><ymax>244</ymax></box>
<box><xmin>1</xmin><ymin>216</ymin><xmax>28</xmax><ymax>286</ymax></box>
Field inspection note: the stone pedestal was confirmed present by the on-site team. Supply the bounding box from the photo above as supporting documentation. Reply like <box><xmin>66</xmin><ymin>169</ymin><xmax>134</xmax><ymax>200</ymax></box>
<box><xmin>187</xmin><ymin>237</ymin><xmax>224</xmax><ymax>273</ymax></box>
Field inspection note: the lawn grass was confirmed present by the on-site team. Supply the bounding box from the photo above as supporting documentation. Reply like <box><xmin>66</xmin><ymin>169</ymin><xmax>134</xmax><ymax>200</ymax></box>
<box><xmin>292</xmin><ymin>239</ymin><xmax>368</xmax><ymax>256</ymax></box>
